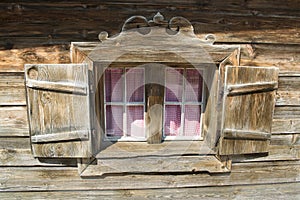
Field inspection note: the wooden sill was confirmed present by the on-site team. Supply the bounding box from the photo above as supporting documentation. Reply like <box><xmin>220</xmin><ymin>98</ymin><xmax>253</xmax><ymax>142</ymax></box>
<box><xmin>80</xmin><ymin>141</ymin><xmax>231</xmax><ymax>177</ymax></box>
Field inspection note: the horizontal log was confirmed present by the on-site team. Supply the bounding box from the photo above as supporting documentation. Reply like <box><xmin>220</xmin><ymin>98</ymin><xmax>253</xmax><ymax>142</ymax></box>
<box><xmin>0</xmin><ymin>1</ymin><xmax>299</xmax><ymax>45</ymax></box>
<box><xmin>274</xmin><ymin>106</ymin><xmax>300</xmax><ymax>119</ymax></box>
<box><xmin>226</xmin><ymin>81</ymin><xmax>277</xmax><ymax>95</ymax></box>
<box><xmin>0</xmin><ymin>182</ymin><xmax>299</xmax><ymax>200</ymax></box>
<box><xmin>0</xmin><ymin>137</ymin><xmax>30</xmax><ymax>149</ymax></box>
<box><xmin>240</xmin><ymin>44</ymin><xmax>300</xmax><ymax>74</ymax></box>
<box><xmin>31</xmin><ymin>130</ymin><xmax>89</xmax><ymax>143</ymax></box>
<box><xmin>0</xmin><ymin>160</ymin><xmax>299</xmax><ymax>191</ymax></box>
<box><xmin>0</xmin><ymin>73</ymin><xmax>26</xmax><ymax>105</ymax></box>
<box><xmin>0</xmin><ymin>106</ymin><xmax>28</xmax><ymax>137</ymax></box>
<box><xmin>0</xmin><ymin>149</ymin><xmax>76</xmax><ymax>167</ymax></box>
<box><xmin>223</xmin><ymin>129</ymin><xmax>271</xmax><ymax>140</ymax></box>
<box><xmin>272</xmin><ymin>118</ymin><xmax>300</xmax><ymax>134</ymax></box>
<box><xmin>276</xmin><ymin>91</ymin><xmax>300</xmax><ymax>106</ymax></box>
<box><xmin>0</xmin><ymin>45</ymin><xmax>70</xmax><ymax>72</ymax></box>
<box><xmin>26</xmin><ymin>79</ymin><xmax>87</xmax><ymax>95</ymax></box>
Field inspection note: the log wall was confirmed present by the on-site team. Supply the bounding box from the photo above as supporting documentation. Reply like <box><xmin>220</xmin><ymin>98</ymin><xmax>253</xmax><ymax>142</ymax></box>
<box><xmin>0</xmin><ymin>1</ymin><xmax>299</xmax><ymax>199</ymax></box>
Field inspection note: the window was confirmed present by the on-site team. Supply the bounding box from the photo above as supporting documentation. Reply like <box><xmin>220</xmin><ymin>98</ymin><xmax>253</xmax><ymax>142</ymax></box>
<box><xmin>104</xmin><ymin>67</ymin><xmax>145</xmax><ymax>140</ymax></box>
<box><xmin>24</xmin><ymin>13</ymin><xmax>278</xmax><ymax>177</ymax></box>
<box><xmin>164</xmin><ymin>68</ymin><xmax>204</xmax><ymax>140</ymax></box>
<box><xmin>103</xmin><ymin>66</ymin><xmax>205</xmax><ymax>141</ymax></box>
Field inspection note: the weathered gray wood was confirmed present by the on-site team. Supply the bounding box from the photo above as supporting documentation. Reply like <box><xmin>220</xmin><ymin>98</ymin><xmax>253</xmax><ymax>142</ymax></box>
<box><xmin>0</xmin><ymin>149</ymin><xmax>76</xmax><ymax>167</ymax></box>
<box><xmin>97</xmin><ymin>141</ymin><xmax>215</xmax><ymax>159</ymax></box>
<box><xmin>26</xmin><ymin>79</ymin><xmax>87</xmax><ymax>95</ymax></box>
<box><xmin>0</xmin><ymin>182</ymin><xmax>298</xmax><ymax>200</ymax></box>
<box><xmin>146</xmin><ymin>96</ymin><xmax>163</xmax><ymax>144</ymax></box>
<box><xmin>25</xmin><ymin>64</ymin><xmax>95</xmax><ymax>158</ymax></box>
<box><xmin>0</xmin><ymin>45</ymin><xmax>70</xmax><ymax>72</ymax></box>
<box><xmin>0</xmin><ymin>73</ymin><xmax>26</xmax><ymax>105</ymax></box>
<box><xmin>0</xmin><ymin>137</ymin><xmax>31</xmax><ymax>149</ymax></box>
<box><xmin>272</xmin><ymin>119</ymin><xmax>300</xmax><ymax>134</ymax></box>
<box><xmin>83</xmin><ymin>155</ymin><xmax>229</xmax><ymax>176</ymax></box>
<box><xmin>227</xmin><ymin>81</ymin><xmax>277</xmax><ymax>95</ymax></box>
<box><xmin>0</xmin><ymin>106</ymin><xmax>29</xmax><ymax>137</ymax></box>
<box><xmin>0</xmin><ymin>161</ymin><xmax>299</xmax><ymax>191</ymax></box>
<box><xmin>31</xmin><ymin>130</ymin><xmax>89</xmax><ymax>143</ymax></box>
<box><xmin>223</xmin><ymin>129</ymin><xmax>271</xmax><ymax>140</ymax></box>
<box><xmin>219</xmin><ymin>66</ymin><xmax>279</xmax><ymax>155</ymax></box>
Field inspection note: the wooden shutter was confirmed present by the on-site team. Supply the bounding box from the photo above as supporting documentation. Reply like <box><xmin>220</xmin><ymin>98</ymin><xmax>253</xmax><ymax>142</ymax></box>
<box><xmin>25</xmin><ymin>64</ymin><xmax>95</xmax><ymax>158</ymax></box>
<box><xmin>218</xmin><ymin>66</ymin><xmax>279</xmax><ymax>155</ymax></box>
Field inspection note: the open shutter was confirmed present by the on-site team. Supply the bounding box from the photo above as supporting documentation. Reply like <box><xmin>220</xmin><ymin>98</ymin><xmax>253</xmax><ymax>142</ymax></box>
<box><xmin>25</xmin><ymin>64</ymin><xmax>94</xmax><ymax>158</ymax></box>
<box><xmin>218</xmin><ymin>66</ymin><xmax>279</xmax><ymax>155</ymax></box>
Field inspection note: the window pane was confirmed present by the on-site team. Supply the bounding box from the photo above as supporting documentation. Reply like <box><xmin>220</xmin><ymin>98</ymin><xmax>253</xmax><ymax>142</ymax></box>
<box><xmin>185</xmin><ymin>69</ymin><xmax>203</xmax><ymax>102</ymax></box>
<box><xmin>126</xmin><ymin>68</ymin><xmax>144</xmax><ymax>102</ymax></box>
<box><xmin>165</xmin><ymin>69</ymin><xmax>183</xmax><ymax>102</ymax></box>
<box><xmin>106</xmin><ymin>105</ymin><xmax>123</xmax><ymax>137</ymax></box>
<box><xmin>105</xmin><ymin>68</ymin><xmax>123</xmax><ymax>102</ymax></box>
<box><xmin>164</xmin><ymin>105</ymin><xmax>181</xmax><ymax>136</ymax></box>
<box><xmin>127</xmin><ymin>106</ymin><xmax>145</xmax><ymax>137</ymax></box>
<box><xmin>184</xmin><ymin>105</ymin><xmax>201</xmax><ymax>136</ymax></box>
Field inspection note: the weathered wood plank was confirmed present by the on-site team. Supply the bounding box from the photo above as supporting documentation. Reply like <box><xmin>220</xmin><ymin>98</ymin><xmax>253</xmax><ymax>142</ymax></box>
<box><xmin>240</xmin><ymin>44</ymin><xmax>300</xmax><ymax>74</ymax></box>
<box><xmin>97</xmin><ymin>141</ymin><xmax>215</xmax><ymax>159</ymax></box>
<box><xmin>0</xmin><ymin>3</ymin><xmax>300</xmax><ymax>45</ymax></box>
<box><xmin>272</xmin><ymin>118</ymin><xmax>300</xmax><ymax>134</ymax></box>
<box><xmin>0</xmin><ymin>106</ymin><xmax>28</xmax><ymax>137</ymax></box>
<box><xmin>0</xmin><ymin>137</ymin><xmax>30</xmax><ymax>149</ymax></box>
<box><xmin>274</xmin><ymin>106</ymin><xmax>300</xmax><ymax>119</ymax></box>
<box><xmin>83</xmin><ymin>156</ymin><xmax>229</xmax><ymax>176</ymax></box>
<box><xmin>0</xmin><ymin>182</ymin><xmax>299</xmax><ymax>200</ymax></box>
<box><xmin>0</xmin><ymin>149</ymin><xmax>76</xmax><ymax>167</ymax></box>
<box><xmin>0</xmin><ymin>73</ymin><xmax>26</xmax><ymax>105</ymax></box>
<box><xmin>0</xmin><ymin>160</ymin><xmax>299</xmax><ymax>191</ymax></box>
<box><xmin>0</xmin><ymin>45</ymin><xmax>70</xmax><ymax>72</ymax></box>
<box><xmin>276</xmin><ymin>91</ymin><xmax>300</xmax><ymax>106</ymax></box>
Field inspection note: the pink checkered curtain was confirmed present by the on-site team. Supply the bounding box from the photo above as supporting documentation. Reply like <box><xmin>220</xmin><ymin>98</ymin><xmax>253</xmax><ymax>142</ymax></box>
<box><xmin>127</xmin><ymin>106</ymin><xmax>145</xmax><ymax>137</ymax></box>
<box><xmin>164</xmin><ymin>105</ymin><xmax>181</xmax><ymax>136</ymax></box>
<box><xmin>126</xmin><ymin>68</ymin><xmax>144</xmax><ymax>102</ymax></box>
<box><xmin>184</xmin><ymin>105</ymin><xmax>201</xmax><ymax>136</ymax></box>
<box><xmin>185</xmin><ymin>69</ymin><xmax>203</xmax><ymax>102</ymax></box>
<box><xmin>106</xmin><ymin>105</ymin><xmax>123</xmax><ymax>137</ymax></box>
<box><xmin>105</xmin><ymin>68</ymin><xmax>124</xmax><ymax>102</ymax></box>
<box><xmin>165</xmin><ymin>68</ymin><xmax>183</xmax><ymax>102</ymax></box>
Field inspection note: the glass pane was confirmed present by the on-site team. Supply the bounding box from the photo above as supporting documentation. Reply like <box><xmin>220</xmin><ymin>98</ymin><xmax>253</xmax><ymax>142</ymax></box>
<box><xmin>106</xmin><ymin>105</ymin><xmax>123</xmax><ymax>137</ymax></box>
<box><xmin>165</xmin><ymin>68</ymin><xmax>183</xmax><ymax>102</ymax></box>
<box><xmin>184</xmin><ymin>105</ymin><xmax>201</xmax><ymax>136</ymax></box>
<box><xmin>127</xmin><ymin>106</ymin><xmax>145</xmax><ymax>137</ymax></box>
<box><xmin>185</xmin><ymin>69</ymin><xmax>203</xmax><ymax>102</ymax></box>
<box><xmin>164</xmin><ymin>105</ymin><xmax>181</xmax><ymax>136</ymax></box>
<box><xmin>105</xmin><ymin>68</ymin><xmax>123</xmax><ymax>102</ymax></box>
<box><xmin>126</xmin><ymin>68</ymin><xmax>144</xmax><ymax>102</ymax></box>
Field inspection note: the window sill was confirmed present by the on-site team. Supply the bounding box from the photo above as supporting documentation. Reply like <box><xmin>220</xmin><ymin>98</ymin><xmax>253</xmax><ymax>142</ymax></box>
<box><xmin>80</xmin><ymin>141</ymin><xmax>231</xmax><ymax>177</ymax></box>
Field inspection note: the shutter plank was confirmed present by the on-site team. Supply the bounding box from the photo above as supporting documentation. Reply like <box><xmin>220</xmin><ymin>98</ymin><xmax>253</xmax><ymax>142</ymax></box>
<box><xmin>25</xmin><ymin>64</ymin><xmax>94</xmax><ymax>158</ymax></box>
<box><xmin>26</xmin><ymin>79</ymin><xmax>87</xmax><ymax>95</ymax></box>
<box><xmin>223</xmin><ymin>129</ymin><xmax>271</xmax><ymax>140</ymax></box>
<box><xmin>31</xmin><ymin>130</ymin><xmax>89</xmax><ymax>143</ymax></box>
<box><xmin>219</xmin><ymin>66</ymin><xmax>278</xmax><ymax>155</ymax></box>
<box><xmin>227</xmin><ymin>81</ymin><xmax>277</xmax><ymax>95</ymax></box>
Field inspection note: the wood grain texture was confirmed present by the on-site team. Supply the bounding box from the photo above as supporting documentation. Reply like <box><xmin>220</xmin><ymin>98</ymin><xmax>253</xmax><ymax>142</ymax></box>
<box><xmin>0</xmin><ymin>160</ymin><xmax>299</xmax><ymax>191</ymax></box>
<box><xmin>219</xmin><ymin>66</ymin><xmax>278</xmax><ymax>155</ymax></box>
<box><xmin>0</xmin><ymin>182</ymin><xmax>299</xmax><ymax>200</ymax></box>
<box><xmin>25</xmin><ymin>64</ymin><xmax>94</xmax><ymax>158</ymax></box>
<box><xmin>0</xmin><ymin>73</ymin><xmax>26</xmax><ymax>105</ymax></box>
<box><xmin>0</xmin><ymin>106</ymin><xmax>28</xmax><ymax>137</ymax></box>
<box><xmin>83</xmin><ymin>155</ymin><xmax>229</xmax><ymax>176</ymax></box>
